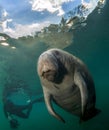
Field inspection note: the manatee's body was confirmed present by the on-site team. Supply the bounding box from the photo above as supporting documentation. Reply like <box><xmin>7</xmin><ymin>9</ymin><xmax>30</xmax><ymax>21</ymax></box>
<box><xmin>37</xmin><ymin>48</ymin><xmax>100</xmax><ymax>123</ymax></box>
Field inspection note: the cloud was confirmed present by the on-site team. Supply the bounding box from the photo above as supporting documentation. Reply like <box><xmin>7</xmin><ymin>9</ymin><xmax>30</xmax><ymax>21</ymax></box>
<box><xmin>0</xmin><ymin>0</ymin><xmax>105</xmax><ymax>39</ymax></box>
<box><xmin>29</xmin><ymin>0</ymin><xmax>75</xmax><ymax>16</ymax></box>
<box><xmin>2</xmin><ymin>9</ymin><xmax>8</xmax><ymax>17</ymax></box>
<box><xmin>1</xmin><ymin>20</ymin><xmax>50</xmax><ymax>38</ymax></box>
<box><xmin>0</xmin><ymin>9</ymin><xmax>8</xmax><ymax>21</ymax></box>
<box><xmin>81</xmin><ymin>0</ymin><xmax>100</xmax><ymax>17</ymax></box>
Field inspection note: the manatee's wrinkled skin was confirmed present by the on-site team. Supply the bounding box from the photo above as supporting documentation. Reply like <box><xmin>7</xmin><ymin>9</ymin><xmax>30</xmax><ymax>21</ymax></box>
<box><xmin>37</xmin><ymin>48</ymin><xmax>100</xmax><ymax>123</ymax></box>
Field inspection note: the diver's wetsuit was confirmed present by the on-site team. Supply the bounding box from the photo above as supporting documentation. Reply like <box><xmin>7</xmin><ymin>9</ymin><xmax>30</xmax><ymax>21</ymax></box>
<box><xmin>3</xmin><ymin>99</ymin><xmax>32</xmax><ymax>119</ymax></box>
<box><xmin>3</xmin><ymin>97</ymin><xmax>44</xmax><ymax>128</ymax></box>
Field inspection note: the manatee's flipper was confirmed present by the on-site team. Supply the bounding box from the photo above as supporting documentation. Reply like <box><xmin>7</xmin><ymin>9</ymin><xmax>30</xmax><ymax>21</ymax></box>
<box><xmin>80</xmin><ymin>107</ymin><xmax>101</xmax><ymax>122</ymax></box>
<box><xmin>74</xmin><ymin>70</ymin><xmax>88</xmax><ymax>118</ymax></box>
<box><xmin>43</xmin><ymin>87</ymin><xmax>65</xmax><ymax>123</ymax></box>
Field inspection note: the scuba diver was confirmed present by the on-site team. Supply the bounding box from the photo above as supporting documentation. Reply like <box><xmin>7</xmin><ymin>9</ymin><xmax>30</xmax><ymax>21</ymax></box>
<box><xmin>3</xmin><ymin>97</ymin><xmax>44</xmax><ymax>129</ymax></box>
<box><xmin>2</xmin><ymin>76</ymin><xmax>44</xmax><ymax>129</ymax></box>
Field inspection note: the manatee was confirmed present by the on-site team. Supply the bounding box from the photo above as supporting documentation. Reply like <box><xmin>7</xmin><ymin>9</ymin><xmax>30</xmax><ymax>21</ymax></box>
<box><xmin>37</xmin><ymin>48</ymin><xmax>100</xmax><ymax>123</ymax></box>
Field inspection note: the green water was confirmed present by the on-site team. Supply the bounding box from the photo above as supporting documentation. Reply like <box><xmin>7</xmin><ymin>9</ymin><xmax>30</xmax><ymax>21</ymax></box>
<box><xmin>0</xmin><ymin>2</ymin><xmax>109</xmax><ymax>130</ymax></box>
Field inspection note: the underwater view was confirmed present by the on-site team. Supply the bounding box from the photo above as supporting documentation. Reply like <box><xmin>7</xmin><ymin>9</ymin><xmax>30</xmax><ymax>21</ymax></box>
<box><xmin>0</xmin><ymin>0</ymin><xmax>109</xmax><ymax>130</ymax></box>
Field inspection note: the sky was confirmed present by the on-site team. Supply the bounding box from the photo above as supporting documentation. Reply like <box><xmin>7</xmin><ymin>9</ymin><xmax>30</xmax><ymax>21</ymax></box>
<box><xmin>0</xmin><ymin>0</ymin><xmax>105</xmax><ymax>38</ymax></box>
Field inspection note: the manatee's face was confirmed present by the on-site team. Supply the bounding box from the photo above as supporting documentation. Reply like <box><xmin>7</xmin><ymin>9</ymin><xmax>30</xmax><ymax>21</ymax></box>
<box><xmin>38</xmin><ymin>52</ymin><xmax>59</xmax><ymax>82</ymax></box>
<box><xmin>42</xmin><ymin>69</ymin><xmax>58</xmax><ymax>82</ymax></box>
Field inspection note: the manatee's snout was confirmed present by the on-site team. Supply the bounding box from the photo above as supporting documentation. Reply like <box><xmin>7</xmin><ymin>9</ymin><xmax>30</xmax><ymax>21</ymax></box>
<box><xmin>42</xmin><ymin>69</ymin><xmax>58</xmax><ymax>82</ymax></box>
<box><xmin>38</xmin><ymin>51</ymin><xmax>61</xmax><ymax>82</ymax></box>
